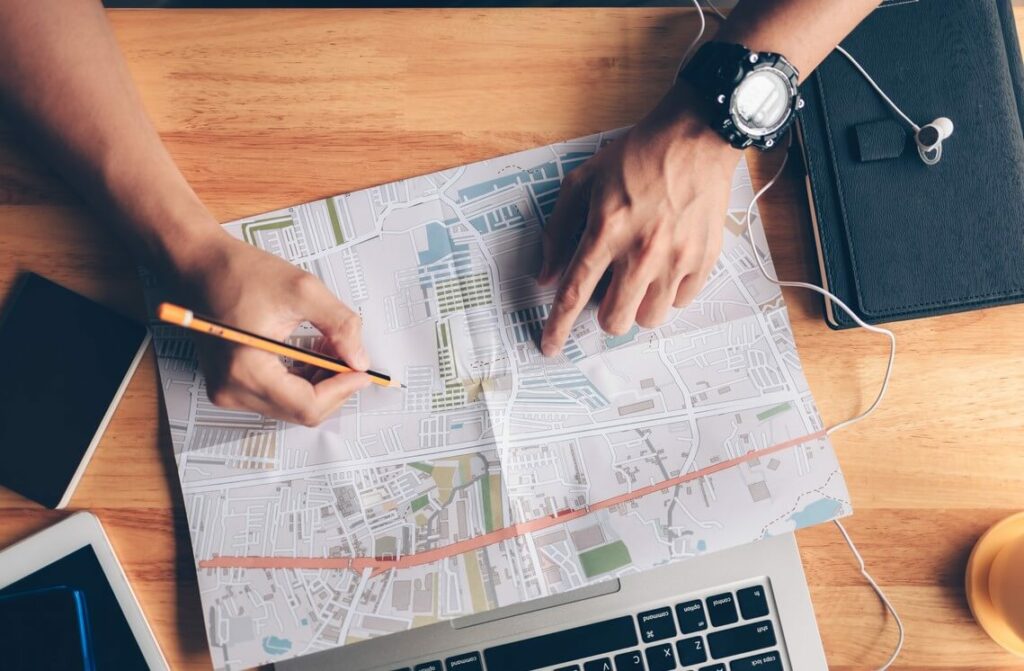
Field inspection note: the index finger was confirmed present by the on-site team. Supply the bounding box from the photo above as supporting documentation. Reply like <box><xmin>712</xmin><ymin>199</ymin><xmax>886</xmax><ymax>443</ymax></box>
<box><xmin>296</xmin><ymin>276</ymin><xmax>370</xmax><ymax>372</ymax></box>
<box><xmin>539</xmin><ymin>169</ymin><xmax>589</xmax><ymax>285</ymax></box>
<box><xmin>255</xmin><ymin>363</ymin><xmax>372</xmax><ymax>426</ymax></box>
<box><xmin>540</xmin><ymin>220</ymin><xmax>612</xmax><ymax>357</ymax></box>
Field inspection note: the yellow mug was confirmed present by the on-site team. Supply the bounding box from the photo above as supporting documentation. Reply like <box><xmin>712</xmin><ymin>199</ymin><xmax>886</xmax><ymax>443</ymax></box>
<box><xmin>967</xmin><ymin>512</ymin><xmax>1024</xmax><ymax>656</ymax></box>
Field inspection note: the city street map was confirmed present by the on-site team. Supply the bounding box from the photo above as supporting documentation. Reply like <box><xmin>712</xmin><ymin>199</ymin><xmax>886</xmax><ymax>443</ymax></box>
<box><xmin>149</xmin><ymin>129</ymin><xmax>851</xmax><ymax>670</ymax></box>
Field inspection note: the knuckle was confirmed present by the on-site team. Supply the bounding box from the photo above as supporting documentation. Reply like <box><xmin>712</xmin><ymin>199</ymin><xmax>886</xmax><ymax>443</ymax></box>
<box><xmin>328</xmin><ymin>315</ymin><xmax>362</xmax><ymax>347</ymax></box>
<box><xmin>635</xmin><ymin>237</ymin><xmax>662</xmax><ymax>266</ymax></box>
<box><xmin>595</xmin><ymin>210</ymin><xmax>624</xmax><ymax>238</ymax></box>
<box><xmin>207</xmin><ymin>386</ymin><xmax>235</xmax><ymax>408</ymax></box>
<box><xmin>599</xmin><ymin>195</ymin><xmax>626</xmax><ymax>219</ymax></box>
<box><xmin>339</xmin><ymin>312</ymin><xmax>362</xmax><ymax>337</ymax></box>
<box><xmin>226</xmin><ymin>356</ymin><xmax>250</xmax><ymax>383</ymax></box>
<box><xmin>292</xmin><ymin>271</ymin><xmax>322</xmax><ymax>299</ymax></box>
<box><xmin>599</xmin><ymin>314</ymin><xmax>631</xmax><ymax>337</ymax></box>
<box><xmin>556</xmin><ymin>283</ymin><xmax>583</xmax><ymax>312</ymax></box>
<box><xmin>292</xmin><ymin>406</ymin><xmax>319</xmax><ymax>427</ymax></box>
<box><xmin>669</xmin><ymin>250</ymin><xmax>690</xmax><ymax>277</ymax></box>
<box><xmin>575</xmin><ymin>250</ymin><xmax>605</xmax><ymax>276</ymax></box>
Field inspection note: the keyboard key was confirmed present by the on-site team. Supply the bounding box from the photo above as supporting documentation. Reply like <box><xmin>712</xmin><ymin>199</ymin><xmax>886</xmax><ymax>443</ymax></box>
<box><xmin>708</xmin><ymin>620</ymin><xmax>776</xmax><ymax>660</ymax></box>
<box><xmin>675</xmin><ymin>599</ymin><xmax>709</xmax><ymax>634</ymax></box>
<box><xmin>415</xmin><ymin>663</ymin><xmax>442</xmax><ymax>671</ymax></box>
<box><xmin>699</xmin><ymin>665</ymin><xmax>726</xmax><ymax>671</ymax></box>
<box><xmin>484</xmin><ymin>616</ymin><xmax>637</xmax><ymax>671</ymax></box>
<box><xmin>637</xmin><ymin>607</ymin><xmax>676</xmax><ymax>642</ymax></box>
<box><xmin>706</xmin><ymin>593</ymin><xmax>739</xmax><ymax>627</ymax></box>
<box><xmin>644</xmin><ymin>643</ymin><xmax>677</xmax><ymax>671</ymax></box>
<box><xmin>737</xmin><ymin>586</ymin><xmax>770</xmax><ymax>620</ymax></box>
<box><xmin>676</xmin><ymin>637</ymin><xmax>708</xmax><ymax>666</ymax></box>
<box><xmin>445</xmin><ymin>651</ymin><xmax>482</xmax><ymax>671</ymax></box>
<box><xmin>584</xmin><ymin>658</ymin><xmax>613</xmax><ymax>671</ymax></box>
<box><xmin>729</xmin><ymin>650</ymin><xmax>783</xmax><ymax>671</ymax></box>
<box><xmin>614</xmin><ymin>650</ymin><xmax>645</xmax><ymax>671</ymax></box>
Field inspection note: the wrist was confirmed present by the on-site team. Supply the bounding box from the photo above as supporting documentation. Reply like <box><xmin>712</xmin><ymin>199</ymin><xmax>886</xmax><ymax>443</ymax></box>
<box><xmin>98</xmin><ymin>150</ymin><xmax>230</xmax><ymax>276</ymax></box>
<box><xmin>661</xmin><ymin>80</ymin><xmax>744</xmax><ymax>173</ymax></box>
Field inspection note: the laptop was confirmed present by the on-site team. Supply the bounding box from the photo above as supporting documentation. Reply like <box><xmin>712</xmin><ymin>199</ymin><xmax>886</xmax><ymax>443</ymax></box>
<box><xmin>277</xmin><ymin>532</ymin><xmax>826</xmax><ymax>671</ymax></box>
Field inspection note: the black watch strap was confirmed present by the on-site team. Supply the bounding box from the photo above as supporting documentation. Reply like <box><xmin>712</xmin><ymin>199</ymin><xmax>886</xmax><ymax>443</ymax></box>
<box><xmin>680</xmin><ymin>42</ymin><xmax>752</xmax><ymax>95</ymax></box>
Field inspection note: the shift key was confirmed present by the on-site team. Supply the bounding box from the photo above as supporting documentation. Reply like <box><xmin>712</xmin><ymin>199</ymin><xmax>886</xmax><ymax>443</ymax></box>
<box><xmin>707</xmin><ymin>620</ymin><xmax>776</xmax><ymax>659</ymax></box>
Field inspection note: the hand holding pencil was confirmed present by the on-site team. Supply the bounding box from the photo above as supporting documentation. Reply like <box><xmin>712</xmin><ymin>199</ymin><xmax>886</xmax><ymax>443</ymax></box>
<box><xmin>156</xmin><ymin>236</ymin><xmax>391</xmax><ymax>427</ymax></box>
<box><xmin>158</xmin><ymin>303</ymin><xmax>403</xmax><ymax>389</ymax></box>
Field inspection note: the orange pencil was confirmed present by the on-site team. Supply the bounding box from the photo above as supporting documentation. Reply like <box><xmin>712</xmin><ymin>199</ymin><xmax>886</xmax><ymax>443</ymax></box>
<box><xmin>156</xmin><ymin>302</ymin><xmax>403</xmax><ymax>389</ymax></box>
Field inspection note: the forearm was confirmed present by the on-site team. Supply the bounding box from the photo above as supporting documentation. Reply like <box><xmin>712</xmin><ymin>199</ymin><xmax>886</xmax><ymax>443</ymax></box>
<box><xmin>0</xmin><ymin>0</ymin><xmax>223</xmax><ymax>273</ymax></box>
<box><xmin>718</xmin><ymin>0</ymin><xmax>880</xmax><ymax>78</ymax></box>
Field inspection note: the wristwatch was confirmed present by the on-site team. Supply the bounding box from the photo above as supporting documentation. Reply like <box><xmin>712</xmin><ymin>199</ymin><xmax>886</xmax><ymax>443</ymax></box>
<box><xmin>679</xmin><ymin>41</ymin><xmax>802</xmax><ymax>150</ymax></box>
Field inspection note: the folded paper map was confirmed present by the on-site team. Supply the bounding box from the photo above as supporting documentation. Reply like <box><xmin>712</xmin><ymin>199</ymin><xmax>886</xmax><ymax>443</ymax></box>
<box><xmin>148</xmin><ymin>128</ymin><xmax>850</xmax><ymax>670</ymax></box>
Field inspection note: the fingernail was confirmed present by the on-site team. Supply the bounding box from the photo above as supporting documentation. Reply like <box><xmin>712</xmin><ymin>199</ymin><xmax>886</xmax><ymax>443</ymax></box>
<box><xmin>541</xmin><ymin>341</ymin><xmax>558</xmax><ymax>357</ymax></box>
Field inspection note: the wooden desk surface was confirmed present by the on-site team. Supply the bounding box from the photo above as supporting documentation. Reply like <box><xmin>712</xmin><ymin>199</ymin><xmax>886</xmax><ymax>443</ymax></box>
<box><xmin>1</xmin><ymin>8</ymin><xmax>1023</xmax><ymax>670</ymax></box>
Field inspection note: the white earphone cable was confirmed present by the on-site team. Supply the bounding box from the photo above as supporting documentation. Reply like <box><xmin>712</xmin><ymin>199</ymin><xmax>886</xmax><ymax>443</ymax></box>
<box><xmin>677</xmin><ymin>3</ymin><xmax>905</xmax><ymax>669</ymax></box>
<box><xmin>742</xmin><ymin>138</ymin><xmax>904</xmax><ymax>670</ymax></box>
<box><xmin>741</xmin><ymin>136</ymin><xmax>897</xmax><ymax>437</ymax></box>
<box><xmin>675</xmin><ymin>0</ymin><xmax>706</xmax><ymax>78</ymax></box>
<box><xmin>834</xmin><ymin>45</ymin><xmax>920</xmax><ymax>132</ymax></box>
<box><xmin>833</xmin><ymin>518</ymin><xmax>907</xmax><ymax>671</ymax></box>
<box><xmin>833</xmin><ymin>44</ymin><xmax>945</xmax><ymax>165</ymax></box>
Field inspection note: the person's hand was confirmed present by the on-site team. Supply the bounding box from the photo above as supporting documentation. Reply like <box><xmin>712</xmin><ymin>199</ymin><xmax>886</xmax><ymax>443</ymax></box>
<box><xmin>539</xmin><ymin>82</ymin><xmax>742</xmax><ymax>356</ymax></box>
<box><xmin>168</xmin><ymin>229</ymin><xmax>372</xmax><ymax>426</ymax></box>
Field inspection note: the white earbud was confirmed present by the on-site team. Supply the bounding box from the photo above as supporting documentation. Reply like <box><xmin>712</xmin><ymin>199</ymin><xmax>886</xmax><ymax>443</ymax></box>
<box><xmin>833</xmin><ymin>46</ymin><xmax>952</xmax><ymax>166</ymax></box>
<box><xmin>928</xmin><ymin>116</ymin><xmax>955</xmax><ymax>141</ymax></box>
<box><xmin>915</xmin><ymin>117</ymin><xmax>953</xmax><ymax>165</ymax></box>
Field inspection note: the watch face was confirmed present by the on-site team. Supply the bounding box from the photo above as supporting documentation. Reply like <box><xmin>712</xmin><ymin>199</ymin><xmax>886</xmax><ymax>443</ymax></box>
<box><xmin>730</xmin><ymin>67</ymin><xmax>793</xmax><ymax>137</ymax></box>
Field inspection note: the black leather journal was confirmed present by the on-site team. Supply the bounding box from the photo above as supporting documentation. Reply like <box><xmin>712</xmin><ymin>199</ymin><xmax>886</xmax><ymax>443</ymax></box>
<box><xmin>796</xmin><ymin>0</ymin><xmax>1024</xmax><ymax>328</ymax></box>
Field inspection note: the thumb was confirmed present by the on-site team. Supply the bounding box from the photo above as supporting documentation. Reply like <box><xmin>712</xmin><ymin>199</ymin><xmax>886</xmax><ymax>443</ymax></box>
<box><xmin>296</xmin><ymin>278</ymin><xmax>370</xmax><ymax>371</ymax></box>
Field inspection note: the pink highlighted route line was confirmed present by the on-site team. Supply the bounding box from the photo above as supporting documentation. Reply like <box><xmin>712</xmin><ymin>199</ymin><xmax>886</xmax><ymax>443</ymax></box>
<box><xmin>199</xmin><ymin>428</ymin><xmax>828</xmax><ymax>573</ymax></box>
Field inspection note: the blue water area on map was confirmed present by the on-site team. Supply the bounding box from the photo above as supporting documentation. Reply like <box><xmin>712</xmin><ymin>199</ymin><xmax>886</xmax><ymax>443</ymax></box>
<box><xmin>418</xmin><ymin>221</ymin><xmax>455</xmax><ymax>265</ymax></box>
<box><xmin>697</xmin><ymin>540</ymin><xmax>707</xmax><ymax>552</ymax></box>
<box><xmin>262</xmin><ymin>636</ymin><xmax>292</xmax><ymax>656</ymax></box>
<box><xmin>788</xmin><ymin>498</ymin><xmax>843</xmax><ymax>529</ymax></box>
<box><xmin>605</xmin><ymin>324</ymin><xmax>640</xmax><ymax>349</ymax></box>
<box><xmin>531</xmin><ymin>179</ymin><xmax>561</xmax><ymax>196</ymax></box>
<box><xmin>560</xmin><ymin>151</ymin><xmax>595</xmax><ymax>174</ymax></box>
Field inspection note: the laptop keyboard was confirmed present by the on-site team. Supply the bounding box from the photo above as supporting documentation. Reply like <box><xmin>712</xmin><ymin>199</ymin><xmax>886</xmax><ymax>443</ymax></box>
<box><xmin>393</xmin><ymin>580</ymin><xmax>786</xmax><ymax>671</ymax></box>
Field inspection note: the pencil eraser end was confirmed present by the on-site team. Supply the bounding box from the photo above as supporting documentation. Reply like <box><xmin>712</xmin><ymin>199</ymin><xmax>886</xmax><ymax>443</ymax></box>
<box><xmin>158</xmin><ymin>303</ymin><xmax>192</xmax><ymax>326</ymax></box>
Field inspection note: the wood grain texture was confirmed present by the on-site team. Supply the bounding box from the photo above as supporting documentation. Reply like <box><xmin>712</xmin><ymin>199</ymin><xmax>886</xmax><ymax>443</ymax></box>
<box><xmin>0</xmin><ymin>8</ymin><xmax>1022</xmax><ymax>670</ymax></box>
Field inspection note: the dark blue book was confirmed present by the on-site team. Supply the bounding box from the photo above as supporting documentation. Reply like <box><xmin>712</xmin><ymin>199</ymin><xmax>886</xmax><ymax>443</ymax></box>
<box><xmin>797</xmin><ymin>0</ymin><xmax>1024</xmax><ymax>328</ymax></box>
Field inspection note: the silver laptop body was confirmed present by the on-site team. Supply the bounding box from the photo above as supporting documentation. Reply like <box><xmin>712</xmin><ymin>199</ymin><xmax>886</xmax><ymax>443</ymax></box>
<box><xmin>277</xmin><ymin>533</ymin><xmax>827</xmax><ymax>671</ymax></box>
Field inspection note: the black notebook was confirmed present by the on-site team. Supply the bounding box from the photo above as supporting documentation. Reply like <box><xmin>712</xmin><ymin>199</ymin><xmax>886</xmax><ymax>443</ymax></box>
<box><xmin>796</xmin><ymin>0</ymin><xmax>1024</xmax><ymax>328</ymax></box>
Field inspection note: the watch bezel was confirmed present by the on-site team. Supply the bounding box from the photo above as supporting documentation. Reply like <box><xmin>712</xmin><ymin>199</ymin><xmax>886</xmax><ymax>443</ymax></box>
<box><xmin>728</xmin><ymin>63</ymin><xmax>798</xmax><ymax>139</ymax></box>
<box><xmin>681</xmin><ymin>43</ymin><xmax>803</xmax><ymax>151</ymax></box>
